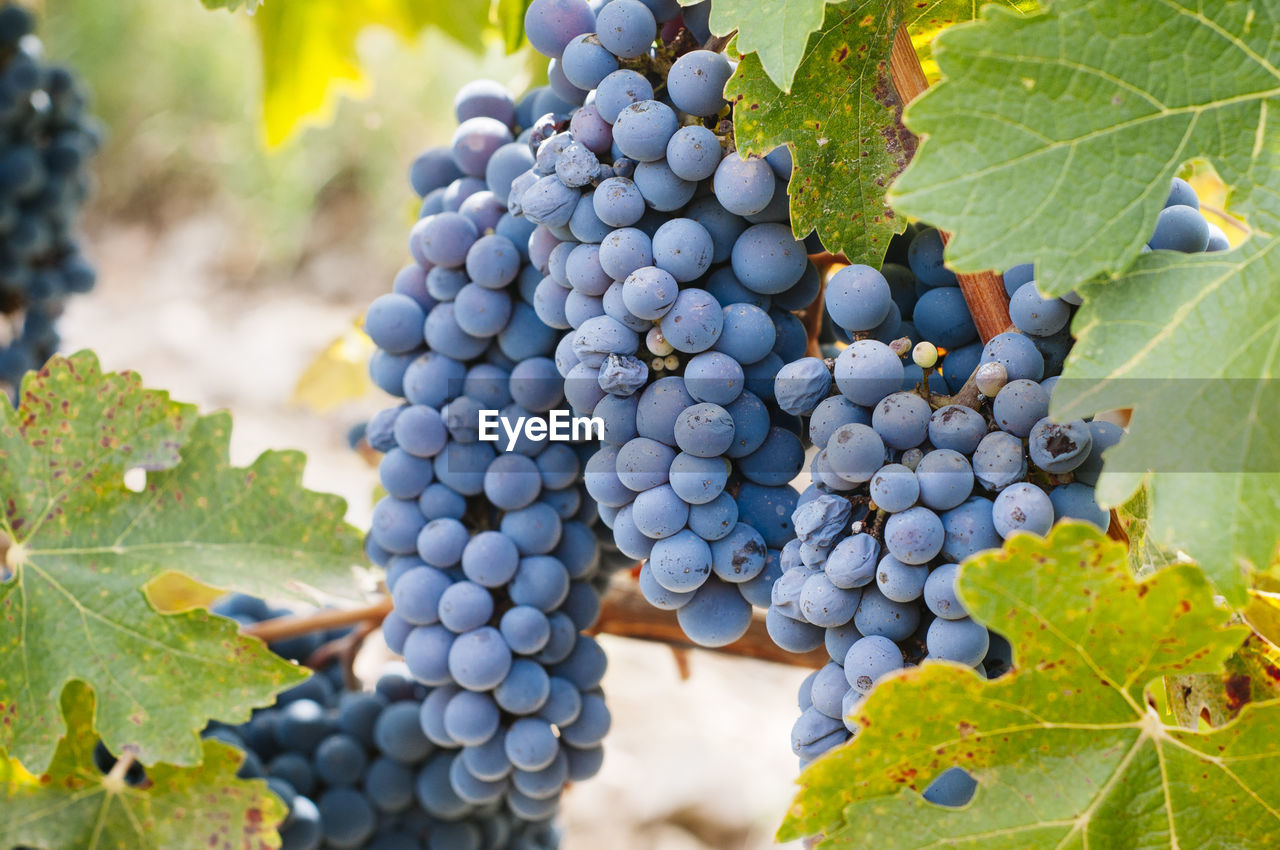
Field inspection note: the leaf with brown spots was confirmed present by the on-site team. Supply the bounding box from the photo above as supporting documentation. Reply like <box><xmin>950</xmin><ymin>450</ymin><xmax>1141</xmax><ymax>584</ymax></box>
<box><xmin>0</xmin><ymin>682</ymin><xmax>286</xmax><ymax>850</ymax></box>
<box><xmin>0</xmin><ymin>353</ymin><xmax>364</xmax><ymax>772</ymax></box>
<box><xmin>780</xmin><ymin>524</ymin><xmax>1280</xmax><ymax>848</ymax></box>
<box><xmin>726</xmin><ymin>1</ymin><xmax>910</xmax><ymax>266</ymax></box>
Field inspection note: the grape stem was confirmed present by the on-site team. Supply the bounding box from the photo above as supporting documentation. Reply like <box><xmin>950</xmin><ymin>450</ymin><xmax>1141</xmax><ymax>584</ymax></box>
<box><xmin>241</xmin><ymin>583</ymin><xmax>830</xmax><ymax>669</ymax></box>
<box><xmin>887</xmin><ymin>25</ymin><xmax>1013</xmax><ymax>343</ymax></box>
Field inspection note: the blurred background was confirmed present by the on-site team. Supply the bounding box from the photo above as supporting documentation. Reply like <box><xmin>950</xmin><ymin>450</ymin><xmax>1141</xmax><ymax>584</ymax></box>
<box><xmin>41</xmin><ymin>2</ymin><xmax>809</xmax><ymax>847</ymax></box>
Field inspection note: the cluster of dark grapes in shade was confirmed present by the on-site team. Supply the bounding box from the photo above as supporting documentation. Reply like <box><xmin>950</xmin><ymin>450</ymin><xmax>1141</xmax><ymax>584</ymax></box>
<box><xmin>503</xmin><ymin>0</ymin><xmax>833</xmax><ymax>650</ymax></box>
<box><xmin>362</xmin><ymin>66</ymin><xmax>650</xmax><ymax>840</ymax></box>
<box><xmin>770</xmin><ymin>177</ymin><xmax>1222</xmax><ymax>804</ymax></box>
<box><xmin>0</xmin><ymin>4</ymin><xmax>100</xmax><ymax>399</ymax></box>
<box><xmin>187</xmin><ymin>595</ymin><xmax>557</xmax><ymax>850</ymax></box>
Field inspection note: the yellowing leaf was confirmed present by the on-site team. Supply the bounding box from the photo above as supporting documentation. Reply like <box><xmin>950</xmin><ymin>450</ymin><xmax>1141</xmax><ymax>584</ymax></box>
<box><xmin>145</xmin><ymin>572</ymin><xmax>225</xmax><ymax>614</ymax></box>
<box><xmin>0</xmin><ymin>683</ymin><xmax>286</xmax><ymax>850</ymax></box>
<box><xmin>292</xmin><ymin>322</ymin><xmax>376</xmax><ymax>413</ymax></box>
<box><xmin>781</xmin><ymin>524</ymin><xmax>1278</xmax><ymax>848</ymax></box>
<box><xmin>253</xmin><ymin>0</ymin><xmax>492</xmax><ymax>147</ymax></box>
<box><xmin>0</xmin><ymin>353</ymin><xmax>363</xmax><ymax>772</ymax></box>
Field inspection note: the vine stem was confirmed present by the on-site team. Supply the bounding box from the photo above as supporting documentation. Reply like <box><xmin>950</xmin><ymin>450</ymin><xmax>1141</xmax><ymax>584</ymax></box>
<box><xmin>887</xmin><ymin>25</ymin><xmax>1012</xmax><ymax>343</ymax></box>
<box><xmin>103</xmin><ymin>749</ymin><xmax>137</xmax><ymax>790</ymax></box>
<box><xmin>242</xmin><ymin>582</ymin><xmax>826</xmax><ymax>669</ymax></box>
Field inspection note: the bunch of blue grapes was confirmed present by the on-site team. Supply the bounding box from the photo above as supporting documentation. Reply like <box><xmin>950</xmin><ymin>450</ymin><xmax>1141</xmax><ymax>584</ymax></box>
<box><xmin>199</xmin><ymin>596</ymin><xmax>560</xmax><ymax>850</ymax></box>
<box><xmin>364</xmin><ymin>78</ymin><xmax>635</xmax><ymax>838</ymax></box>
<box><xmin>770</xmin><ymin>179</ymin><xmax>1222</xmax><ymax>802</ymax></box>
<box><xmin>0</xmin><ymin>4</ymin><xmax>100</xmax><ymax>399</ymax></box>
<box><xmin>503</xmin><ymin>0</ymin><xmax>825</xmax><ymax>648</ymax></box>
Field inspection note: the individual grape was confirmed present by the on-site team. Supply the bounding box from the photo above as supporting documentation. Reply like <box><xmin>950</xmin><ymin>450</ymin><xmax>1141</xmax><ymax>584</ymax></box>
<box><xmin>912</xmin><ymin>287</ymin><xmax>978</xmax><ymax>349</ymax></box>
<box><xmin>667</xmin><ymin>49</ymin><xmax>733</xmax><ymax>116</ymax></box>
<box><xmin>884</xmin><ymin>507</ymin><xmax>945</xmax><ymax>565</ymax></box>
<box><xmin>992</xmin><ymin>379</ymin><xmax>1050</xmax><ymax>438</ymax></box>
<box><xmin>639</xmin><ymin>561</ymin><xmax>695</xmax><ymax>609</ymax></box>
<box><xmin>824</xmin><ymin>533</ymin><xmax>879</xmax><ymax>589</ymax></box>
<box><xmin>914</xmin><ymin>449</ymin><xmax>974</xmax><ymax>512</ymax></box>
<box><xmin>416</xmin><ymin>212</ymin><xmax>479</xmax><ymax>269</ymax></box>
<box><xmin>980</xmin><ymin>332</ymin><xmax>1044</xmax><ymax>382</ymax></box>
<box><xmin>448</xmin><ymin>627</ymin><xmax>514</xmax><ymax>691</ymax></box>
<box><xmin>871</xmin><ymin>391</ymin><xmax>931</xmax><ymax>450</ymax></box>
<box><xmin>844</xmin><ymin>635</ymin><xmax>904</xmax><ymax>695</ymax></box>
<box><xmin>411</xmin><ymin>147</ymin><xmax>464</xmax><ymax>197</ymax></box>
<box><xmin>632</xmin><ymin>158</ymin><xmax>697</xmax><ymax>210</ymax></box>
<box><xmin>875</xmin><ymin>554</ymin><xmax>929</xmax><ymax>603</ymax></box>
<box><xmin>906</xmin><ymin>227</ymin><xmax>957</xmax><ymax>287</ymax></box>
<box><xmin>599</xmin><ymin>226</ymin><xmax>654</xmax><ymax>280</ymax></box>
<box><xmin>594</xmin><ymin>69</ymin><xmax>655</xmax><ymax>123</ymax></box>
<box><xmin>559</xmin><ymin>693</ymin><xmax>612</xmax><ymax>748</ymax></box>
<box><xmin>1009</xmin><ymin>281</ymin><xmax>1071</xmax><ymax>337</ymax></box>
<box><xmin>826</xmin><ymin>264</ymin><xmax>893</xmax><ymax>332</ymax></box>
<box><xmin>687</xmin><ymin>491</ymin><xmax>739</xmax><ymax>541</ymax></box>
<box><xmin>666</xmin><ymin>125</ymin><xmax>722</xmax><ymax>181</ymax></box>
<box><xmin>992</xmin><ymin>482</ymin><xmax>1055</xmax><ymax>538</ymax></box>
<box><xmin>510</xmin><ymin>555</ymin><xmax>571</xmax><ymax>610</ymax></box>
<box><xmin>684</xmin><ymin>351</ymin><xmax>745</xmax><ymax>406</ymax></box>
<box><xmin>940</xmin><ymin>340</ymin><xmax>983</xmax><ymax>394</ymax></box>
<box><xmin>730</xmin><ymin>223</ymin><xmax>807</xmax><ymax>295</ymax></box>
<box><xmin>318</xmin><ymin>787</ymin><xmax>376</xmax><ymax>848</ymax></box>
<box><xmin>402</xmin><ymin>624</ymin><xmax>456</xmax><ymax>686</ymax></box>
<box><xmin>453</xmin><ymin>283</ymin><xmax>513</xmax><ymax>338</ymax></box>
<box><xmin>775</xmin><ymin>357</ymin><xmax>832</xmax><ymax>416</ymax></box>
<box><xmin>593</xmin><ymin>176</ymin><xmax>645</xmax><ymax>227</ymax></box>
<box><xmin>520</xmin><ymin>174</ymin><xmax>581</xmax><ymax>227</ymax></box>
<box><xmin>674</xmin><ymin>402</ymin><xmax>735</xmax><ymax>457</ymax></box>
<box><xmin>659</xmin><ymin>289</ymin><xmax>723</xmax><ymax>353</ymax></box>
<box><xmin>1028</xmin><ymin>416</ymin><xmax>1093</xmax><ymax>473</ymax></box>
<box><xmin>438</xmin><ymin>581</ymin><xmax>495</xmax><ymax>633</ymax></box>
<box><xmin>524</xmin><ymin>0</ymin><xmax>598</xmax><ymax>59</ymax></box>
<box><xmin>1149</xmin><ymin>203</ymin><xmax>1210</xmax><ymax>252</ymax></box>
<box><xmin>1206</xmin><ymin>222</ymin><xmax>1230</xmax><ymax>251</ymax></box>
<box><xmin>939</xmin><ymin>497</ymin><xmax>1002</xmax><ymax>562</ymax></box>
<box><xmin>451</xmin><ymin>117</ymin><xmax>514</xmax><ymax>177</ymax></box>
<box><xmin>923</xmin><ymin>767</ymin><xmax>978</xmax><ymax>807</ymax></box>
<box><xmin>648</xmin><ymin>529</ymin><xmax>714</xmax><ymax>592</ymax></box>
<box><xmin>595</xmin><ymin>0</ymin><xmax>658</xmax><ymax>58</ymax></box>
<box><xmin>495</xmin><ymin>659</ymin><xmax>553</xmax><ymax>715</ymax></box>
<box><xmin>617</xmin><ymin>435</ymin><xmax>676</xmax><ymax>490</ymax></box>
<box><xmin>631</xmin><ymin>484</ymin><xmax>690</xmax><ymax>538</ymax></box>
<box><xmin>736</xmin><ymin>426</ymin><xmax>804</xmax><ymax>487</ymax></box>
<box><xmin>677</xmin><ymin>578</ymin><xmax>753</xmax><ymax>646</ymax></box>
<box><xmin>652</xmin><ymin>217</ymin><xmax>714</xmax><ymax>282</ymax></box>
<box><xmin>922</xmin><ymin>562</ymin><xmax>966</xmax><ymax>620</ymax></box>
<box><xmin>970</xmin><ymin>431</ymin><xmax>1027</xmax><ymax>492</ymax></box>
<box><xmin>712</xmin><ymin>152</ymin><xmax>775</xmax><ymax>216</ymax></box>
<box><xmin>613</xmin><ymin>100</ymin><xmax>679</xmax><ymax>162</ymax></box>
<box><xmin>869</xmin><ymin>464</ymin><xmax>919</xmax><ymax>513</ymax></box>
<box><xmin>809</xmin><ymin>396</ymin><xmax>870</xmax><ymax>449</ymax></box>
<box><xmin>1074</xmin><ymin>419</ymin><xmax>1125</xmax><ymax>486</ymax></box>
<box><xmin>561</xmin><ymin>33</ymin><xmax>619</xmax><ymax>90</ymax></box>
<box><xmin>799</xmin><ymin>572</ymin><xmax>862</xmax><ymax>628</ymax></box>
<box><xmin>391</xmin><ymin>565</ymin><xmax>451</xmax><ymax>625</ymax></box>
<box><xmin>621</xmin><ymin>265</ymin><xmax>677</xmax><ymax>319</ymax></box>
<box><xmin>365</xmin><ymin>294</ymin><xmax>427</xmax><ymax>354</ymax></box>
<box><xmin>709</xmin><ymin>522</ymin><xmax>767</xmax><ymax>582</ymax></box>
<box><xmin>853</xmin><ymin>584</ymin><xmax>920</xmax><ymax>642</ymax></box>
<box><xmin>1049</xmin><ymin>482</ymin><xmax>1109</xmax><ymax>531</ymax></box>
<box><xmin>926</xmin><ymin>617</ymin><xmax>989</xmax><ymax>666</ymax></box>
<box><xmin>766</xmin><ymin>606</ymin><xmax>826</xmax><ymax>652</ymax></box>
<box><xmin>834</xmin><ymin>340</ymin><xmax>904</xmax><ymax>407</ymax></box>
<box><xmin>825</xmin><ymin>423</ymin><xmax>886</xmax><ymax>485</ymax></box>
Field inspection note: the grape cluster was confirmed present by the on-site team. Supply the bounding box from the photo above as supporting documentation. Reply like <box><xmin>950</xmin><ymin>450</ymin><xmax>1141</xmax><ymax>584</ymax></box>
<box><xmin>0</xmin><ymin>4</ymin><xmax>100</xmax><ymax>399</ymax></box>
<box><xmin>770</xmin><ymin>179</ymin><xmax>1222</xmax><ymax>793</ymax></box>
<box><xmin>364</xmin><ymin>78</ymin><xmax>633</xmax><ymax>837</ymax></box>
<box><xmin>202</xmin><ymin>595</ymin><xmax>560</xmax><ymax>850</ymax></box>
<box><xmin>508</xmin><ymin>0</ymin><xmax>822</xmax><ymax>648</ymax></box>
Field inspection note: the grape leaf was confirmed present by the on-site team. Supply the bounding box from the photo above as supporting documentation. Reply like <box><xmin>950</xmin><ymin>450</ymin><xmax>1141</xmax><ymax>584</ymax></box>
<box><xmin>725</xmin><ymin>0</ymin><xmax>1030</xmax><ymax>265</ymax></box>
<box><xmin>252</xmin><ymin>0</ymin><xmax>491</xmax><ymax>146</ymax></box>
<box><xmin>0</xmin><ymin>353</ymin><xmax>363</xmax><ymax>772</ymax></box>
<box><xmin>292</xmin><ymin>322</ymin><xmax>376</xmax><ymax>413</ymax></box>
<box><xmin>496</xmin><ymin>0</ymin><xmax>533</xmax><ymax>53</ymax></box>
<box><xmin>778</xmin><ymin>524</ymin><xmax>1280</xmax><ymax>848</ymax></box>
<box><xmin>0</xmin><ymin>683</ymin><xmax>286</xmax><ymax>850</ymax></box>
<box><xmin>1051</xmin><ymin>240</ymin><xmax>1280</xmax><ymax>605</ymax></box>
<box><xmin>888</xmin><ymin>0</ymin><xmax>1280</xmax><ymax>297</ymax></box>
<box><xmin>727</xmin><ymin>1</ymin><xmax>912</xmax><ymax>265</ymax></box>
<box><xmin>681</xmin><ymin>0</ymin><xmax>837</xmax><ymax>92</ymax></box>
<box><xmin>1166</xmin><ymin>634</ymin><xmax>1280</xmax><ymax>728</ymax></box>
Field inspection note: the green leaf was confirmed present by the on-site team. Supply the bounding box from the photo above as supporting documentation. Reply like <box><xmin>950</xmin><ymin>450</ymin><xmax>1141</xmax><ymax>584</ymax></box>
<box><xmin>1166</xmin><ymin>634</ymin><xmax>1280</xmax><ymax>728</ymax></box>
<box><xmin>727</xmin><ymin>2</ymin><xmax>912</xmax><ymax>265</ymax></box>
<box><xmin>701</xmin><ymin>0</ymin><xmax>837</xmax><ymax>92</ymax></box>
<box><xmin>779</xmin><ymin>524</ymin><xmax>1279</xmax><ymax>848</ymax></box>
<box><xmin>252</xmin><ymin>0</ymin><xmax>492</xmax><ymax>147</ymax></box>
<box><xmin>1051</xmin><ymin>240</ymin><xmax>1280</xmax><ymax>605</ymax></box>
<box><xmin>0</xmin><ymin>682</ymin><xmax>286</xmax><ymax>850</ymax></box>
<box><xmin>1115</xmin><ymin>482</ymin><xmax>1180</xmax><ymax>577</ymax></box>
<box><xmin>0</xmin><ymin>353</ymin><xmax>363</xmax><ymax>772</ymax></box>
<box><xmin>496</xmin><ymin>0</ymin><xmax>532</xmax><ymax>53</ymax></box>
<box><xmin>889</xmin><ymin>0</ymin><xmax>1280</xmax><ymax>297</ymax></box>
